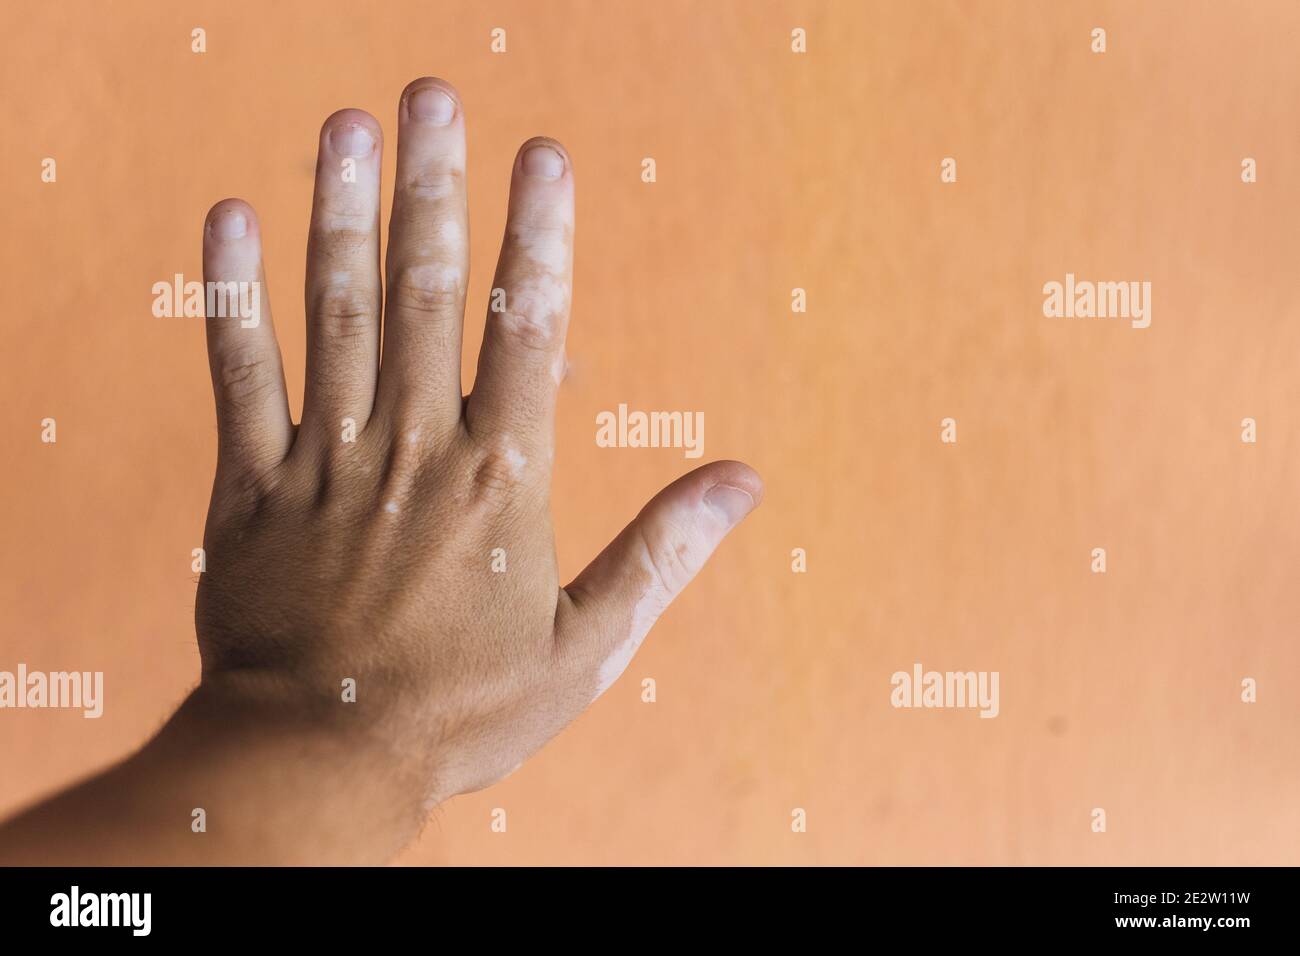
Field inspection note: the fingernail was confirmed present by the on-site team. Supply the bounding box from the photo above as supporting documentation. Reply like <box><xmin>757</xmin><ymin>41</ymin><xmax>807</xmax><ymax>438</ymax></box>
<box><xmin>703</xmin><ymin>484</ymin><xmax>755</xmax><ymax>527</ymax></box>
<box><xmin>522</xmin><ymin>143</ymin><xmax>565</xmax><ymax>180</ymax></box>
<box><xmin>408</xmin><ymin>87</ymin><xmax>455</xmax><ymax>125</ymax></box>
<box><xmin>330</xmin><ymin>123</ymin><xmax>375</xmax><ymax>157</ymax></box>
<box><xmin>210</xmin><ymin>209</ymin><xmax>247</xmax><ymax>240</ymax></box>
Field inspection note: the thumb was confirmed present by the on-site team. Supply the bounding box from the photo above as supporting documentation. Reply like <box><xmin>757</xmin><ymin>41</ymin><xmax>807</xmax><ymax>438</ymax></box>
<box><xmin>559</xmin><ymin>460</ymin><xmax>763</xmax><ymax>697</ymax></box>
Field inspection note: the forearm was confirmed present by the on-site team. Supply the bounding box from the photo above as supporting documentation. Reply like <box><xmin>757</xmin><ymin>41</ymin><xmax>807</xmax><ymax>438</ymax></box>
<box><xmin>0</xmin><ymin>679</ymin><xmax>428</xmax><ymax>865</ymax></box>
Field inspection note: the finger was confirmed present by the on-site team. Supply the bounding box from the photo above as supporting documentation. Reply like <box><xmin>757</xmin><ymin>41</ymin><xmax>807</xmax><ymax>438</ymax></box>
<box><xmin>301</xmin><ymin>109</ymin><xmax>383</xmax><ymax>442</ymax></box>
<box><xmin>375</xmin><ymin>78</ymin><xmax>469</xmax><ymax>436</ymax></box>
<box><xmin>559</xmin><ymin>461</ymin><xmax>763</xmax><ymax>697</ymax></box>
<box><xmin>466</xmin><ymin>138</ymin><xmax>574</xmax><ymax>458</ymax></box>
<box><xmin>202</xmin><ymin>199</ymin><xmax>293</xmax><ymax>478</ymax></box>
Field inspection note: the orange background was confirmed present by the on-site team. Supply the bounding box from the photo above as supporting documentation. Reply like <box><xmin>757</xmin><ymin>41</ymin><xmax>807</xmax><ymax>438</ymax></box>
<box><xmin>3</xmin><ymin>0</ymin><xmax>1299</xmax><ymax>865</ymax></box>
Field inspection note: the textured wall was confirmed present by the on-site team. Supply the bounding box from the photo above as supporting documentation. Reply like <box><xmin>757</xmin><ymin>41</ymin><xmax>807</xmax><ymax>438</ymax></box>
<box><xmin>2</xmin><ymin>0</ymin><xmax>1298</xmax><ymax>864</ymax></box>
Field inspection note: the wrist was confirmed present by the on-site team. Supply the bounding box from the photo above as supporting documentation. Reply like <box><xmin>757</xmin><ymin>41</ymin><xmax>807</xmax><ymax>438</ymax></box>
<box><xmin>148</xmin><ymin>675</ymin><xmax>437</xmax><ymax>862</ymax></box>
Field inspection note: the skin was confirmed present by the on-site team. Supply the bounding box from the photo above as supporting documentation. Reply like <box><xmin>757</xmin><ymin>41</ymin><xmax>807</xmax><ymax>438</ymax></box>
<box><xmin>0</xmin><ymin>78</ymin><xmax>761</xmax><ymax>865</ymax></box>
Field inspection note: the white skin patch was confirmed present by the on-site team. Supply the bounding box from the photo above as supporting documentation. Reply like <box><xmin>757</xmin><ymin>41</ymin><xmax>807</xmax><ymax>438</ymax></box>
<box><xmin>403</xmin><ymin>262</ymin><xmax>462</xmax><ymax>295</ymax></box>
<box><xmin>592</xmin><ymin>500</ymin><xmax>736</xmax><ymax>699</ymax></box>
<box><xmin>406</xmin><ymin>427</ymin><xmax>421</xmax><ymax>445</ymax></box>
<box><xmin>438</xmin><ymin>219</ymin><xmax>464</xmax><ymax>251</ymax></box>
<box><xmin>384</xmin><ymin>499</ymin><xmax>399</xmax><ymax>514</ymax></box>
<box><xmin>594</xmin><ymin>555</ymin><xmax>670</xmax><ymax>698</ymax></box>
<box><xmin>503</xmin><ymin>446</ymin><xmax>526</xmax><ymax>475</ymax></box>
<box><xmin>514</xmin><ymin>224</ymin><xmax>569</xmax><ymax>274</ymax></box>
<box><xmin>509</xmin><ymin>275</ymin><xmax>569</xmax><ymax>332</ymax></box>
<box><xmin>327</xmin><ymin>206</ymin><xmax>378</xmax><ymax>232</ymax></box>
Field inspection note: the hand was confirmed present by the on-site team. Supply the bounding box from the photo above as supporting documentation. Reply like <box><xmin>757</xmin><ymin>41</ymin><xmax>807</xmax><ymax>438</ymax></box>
<box><xmin>0</xmin><ymin>76</ymin><xmax>762</xmax><ymax>865</ymax></box>
<box><xmin>189</xmin><ymin>78</ymin><xmax>762</xmax><ymax>852</ymax></box>
<box><xmin>2</xmin><ymin>74</ymin><xmax>759</xmax><ymax>868</ymax></box>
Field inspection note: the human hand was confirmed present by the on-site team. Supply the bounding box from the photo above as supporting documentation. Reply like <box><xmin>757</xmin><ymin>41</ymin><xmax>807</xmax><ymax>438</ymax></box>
<box><xmin>194</xmin><ymin>77</ymin><xmax>763</xmax><ymax>837</ymax></box>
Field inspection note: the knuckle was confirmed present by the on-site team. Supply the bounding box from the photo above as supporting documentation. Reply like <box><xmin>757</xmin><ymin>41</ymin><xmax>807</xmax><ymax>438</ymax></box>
<box><xmin>213</xmin><ymin>349</ymin><xmax>275</xmax><ymax>405</ymax></box>
<box><xmin>314</xmin><ymin>200</ymin><xmax>374</xmax><ymax>232</ymax></box>
<box><xmin>638</xmin><ymin>522</ymin><xmax>695</xmax><ymax>597</ymax></box>
<box><xmin>313</xmin><ymin>288</ymin><xmax>376</xmax><ymax>340</ymax></box>
<box><xmin>470</xmin><ymin>447</ymin><xmax>523</xmax><ymax>500</ymax></box>
<box><xmin>401</xmin><ymin>168</ymin><xmax>463</xmax><ymax>200</ymax></box>
<box><xmin>310</xmin><ymin>207</ymin><xmax>376</xmax><ymax>252</ymax></box>
<box><xmin>313</xmin><ymin>227</ymin><xmax>372</xmax><ymax>255</ymax></box>
<box><xmin>217</xmin><ymin>458</ymin><xmax>283</xmax><ymax>511</ymax></box>
<box><xmin>389</xmin><ymin>263</ymin><xmax>463</xmax><ymax>319</ymax></box>
<box><xmin>496</xmin><ymin>300</ymin><xmax>563</xmax><ymax>352</ymax></box>
<box><xmin>492</xmin><ymin>278</ymin><xmax>569</xmax><ymax>353</ymax></box>
<box><xmin>507</xmin><ymin>219</ymin><xmax>566</xmax><ymax>245</ymax></box>
<box><xmin>379</xmin><ymin>424</ymin><xmax>425</xmax><ymax>487</ymax></box>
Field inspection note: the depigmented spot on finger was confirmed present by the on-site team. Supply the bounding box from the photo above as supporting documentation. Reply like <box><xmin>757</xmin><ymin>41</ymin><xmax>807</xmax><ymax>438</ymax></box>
<box><xmin>400</xmin><ymin>262</ymin><xmax>464</xmax><ymax>297</ymax></box>
<box><xmin>521</xmin><ymin>275</ymin><xmax>569</xmax><ymax>318</ymax></box>
<box><xmin>509</xmin><ymin>223</ymin><xmax>570</xmax><ymax>274</ymax></box>
<box><xmin>438</xmin><ymin>219</ymin><xmax>466</xmax><ymax>252</ymax></box>
<box><xmin>593</xmin><ymin>555</ymin><xmax>666</xmax><ymax>698</ymax></box>
<box><xmin>496</xmin><ymin>276</ymin><xmax>570</xmax><ymax>351</ymax></box>
<box><xmin>588</xmin><ymin>480</ymin><xmax>759</xmax><ymax>700</ymax></box>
